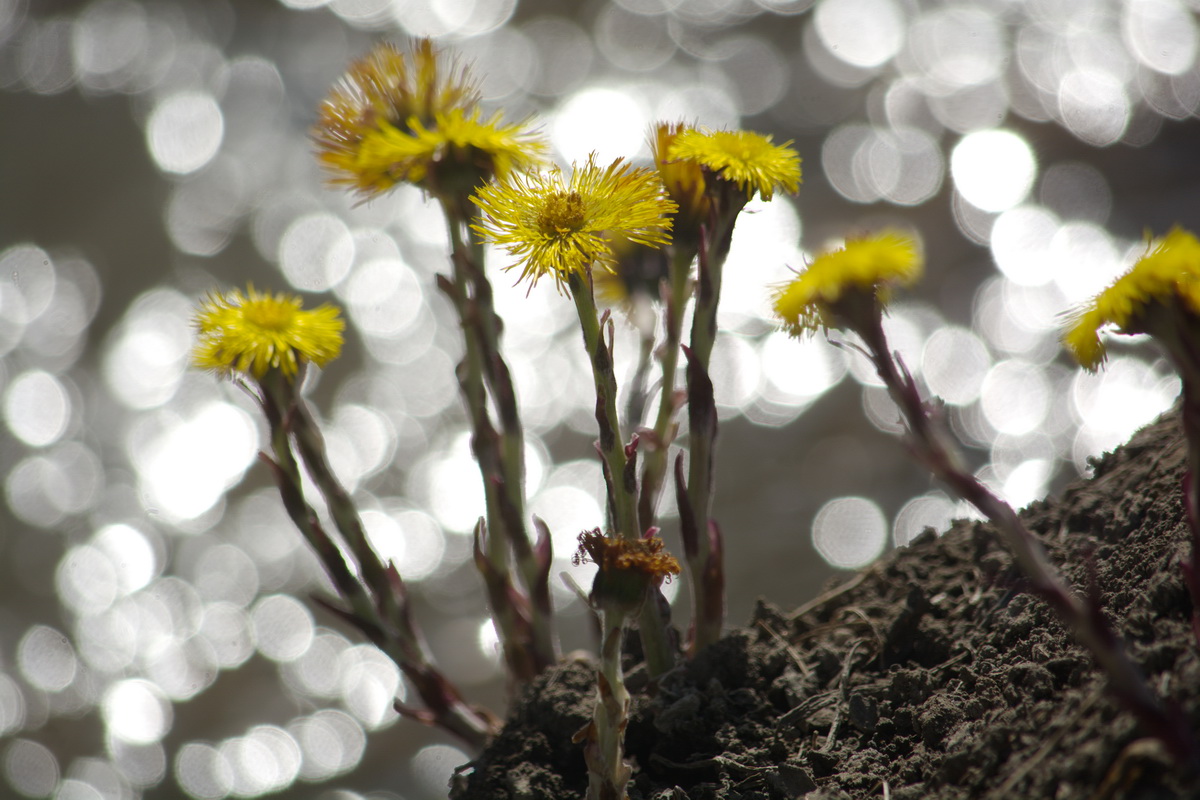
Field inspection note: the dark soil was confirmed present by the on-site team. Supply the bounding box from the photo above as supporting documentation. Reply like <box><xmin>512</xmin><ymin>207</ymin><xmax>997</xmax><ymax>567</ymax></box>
<box><xmin>452</xmin><ymin>413</ymin><xmax>1200</xmax><ymax>799</ymax></box>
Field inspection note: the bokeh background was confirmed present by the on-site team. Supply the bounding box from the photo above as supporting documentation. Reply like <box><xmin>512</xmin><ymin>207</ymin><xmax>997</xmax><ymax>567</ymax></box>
<box><xmin>1</xmin><ymin>0</ymin><xmax>1199</xmax><ymax>797</ymax></box>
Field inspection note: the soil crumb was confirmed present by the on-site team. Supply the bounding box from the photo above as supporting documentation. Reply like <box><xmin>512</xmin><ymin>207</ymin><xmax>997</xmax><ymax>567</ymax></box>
<box><xmin>452</xmin><ymin>413</ymin><xmax>1200</xmax><ymax>799</ymax></box>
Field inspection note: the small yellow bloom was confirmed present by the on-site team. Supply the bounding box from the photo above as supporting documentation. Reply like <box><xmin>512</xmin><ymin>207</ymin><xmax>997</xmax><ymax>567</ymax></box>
<box><xmin>314</xmin><ymin>40</ymin><xmax>543</xmax><ymax>197</ymax></box>
<box><xmin>668</xmin><ymin>128</ymin><xmax>801</xmax><ymax>201</ymax></box>
<box><xmin>471</xmin><ymin>155</ymin><xmax>677</xmax><ymax>291</ymax></box>
<box><xmin>193</xmin><ymin>287</ymin><xmax>344</xmax><ymax>379</ymax></box>
<box><xmin>1063</xmin><ymin>227</ymin><xmax>1200</xmax><ymax>371</ymax></box>
<box><xmin>772</xmin><ymin>230</ymin><xmax>922</xmax><ymax>337</ymax></box>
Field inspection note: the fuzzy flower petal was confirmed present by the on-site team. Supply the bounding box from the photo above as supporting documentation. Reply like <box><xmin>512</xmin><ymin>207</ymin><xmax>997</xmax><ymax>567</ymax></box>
<box><xmin>471</xmin><ymin>155</ymin><xmax>677</xmax><ymax>291</ymax></box>
<box><xmin>1063</xmin><ymin>226</ymin><xmax>1200</xmax><ymax>371</ymax></box>
<box><xmin>668</xmin><ymin>128</ymin><xmax>801</xmax><ymax>201</ymax></box>
<box><xmin>193</xmin><ymin>287</ymin><xmax>344</xmax><ymax>379</ymax></box>
<box><xmin>652</xmin><ymin>122</ymin><xmax>710</xmax><ymax>225</ymax></box>
<box><xmin>314</xmin><ymin>41</ymin><xmax>543</xmax><ymax>197</ymax></box>
<box><xmin>772</xmin><ymin>230</ymin><xmax>922</xmax><ymax>337</ymax></box>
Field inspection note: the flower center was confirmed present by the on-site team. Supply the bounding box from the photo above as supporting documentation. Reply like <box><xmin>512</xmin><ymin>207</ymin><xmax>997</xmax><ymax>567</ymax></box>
<box><xmin>537</xmin><ymin>191</ymin><xmax>586</xmax><ymax>234</ymax></box>
<box><xmin>243</xmin><ymin>299</ymin><xmax>297</xmax><ymax>332</ymax></box>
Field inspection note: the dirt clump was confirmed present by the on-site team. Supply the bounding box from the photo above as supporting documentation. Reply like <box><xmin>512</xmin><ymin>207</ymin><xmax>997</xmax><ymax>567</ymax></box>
<box><xmin>452</xmin><ymin>413</ymin><xmax>1200</xmax><ymax>799</ymax></box>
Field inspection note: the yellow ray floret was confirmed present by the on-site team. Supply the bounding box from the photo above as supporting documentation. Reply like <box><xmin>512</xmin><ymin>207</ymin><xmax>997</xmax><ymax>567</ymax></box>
<box><xmin>471</xmin><ymin>155</ymin><xmax>677</xmax><ymax>291</ymax></box>
<box><xmin>352</xmin><ymin>108</ymin><xmax>546</xmax><ymax>189</ymax></box>
<box><xmin>668</xmin><ymin>128</ymin><xmax>801</xmax><ymax>201</ymax></box>
<box><xmin>772</xmin><ymin>230</ymin><xmax>922</xmax><ymax>337</ymax></box>
<box><xmin>1063</xmin><ymin>226</ymin><xmax>1200</xmax><ymax>371</ymax></box>
<box><xmin>193</xmin><ymin>287</ymin><xmax>344</xmax><ymax>379</ymax></box>
<box><xmin>314</xmin><ymin>40</ymin><xmax>542</xmax><ymax>197</ymax></box>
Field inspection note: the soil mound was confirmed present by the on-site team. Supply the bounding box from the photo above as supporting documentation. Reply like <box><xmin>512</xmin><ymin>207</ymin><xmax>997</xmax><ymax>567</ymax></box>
<box><xmin>453</xmin><ymin>413</ymin><xmax>1200</xmax><ymax>799</ymax></box>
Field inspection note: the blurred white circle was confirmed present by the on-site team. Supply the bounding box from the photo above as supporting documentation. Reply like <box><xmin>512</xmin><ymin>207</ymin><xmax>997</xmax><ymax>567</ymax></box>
<box><xmin>812</xmin><ymin>496</ymin><xmax>887</xmax><ymax>569</ymax></box>
<box><xmin>146</xmin><ymin>91</ymin><xmax>224</xmax><ymax>174</ymax></box>
<box><xmin>951</xmin><ymin>130</ymin><xmax>1036</xmax><ymax>212</ymax></box>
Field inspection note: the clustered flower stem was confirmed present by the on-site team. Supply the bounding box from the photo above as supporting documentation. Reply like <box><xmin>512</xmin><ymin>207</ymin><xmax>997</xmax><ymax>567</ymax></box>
<box><xmin>437</xmin><ymin>197</ymin><xmax>556</xmax><ymax>682</ymax></box>
<box><xmin>637</xmin><ymin>246</ymin><xmax>697</xmax><ymax>532</ymax></box>
<box><xmin>256</xmin><ymin>370</ymin><xmax>496</xmax><ymax>749</ymax></box>
<box><xmin>679</xmin><ymin>198</ymin><xmax>743</xmax><ymax>653</ymax></box>
<box><xmin>853</xmin><ymin>312</ymin><xmax>1198</xmax><ymax>768</ymax></box>
<box><xmin>569</xmin><ymin>269</ymin><xmax>677</xmax><ymax>677</ymax></box>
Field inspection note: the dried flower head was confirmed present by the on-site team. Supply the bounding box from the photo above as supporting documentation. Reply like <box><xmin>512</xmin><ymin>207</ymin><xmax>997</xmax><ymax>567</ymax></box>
<box><xmin>193</xmin><ymin>286</ymin><xmax>344</xmax><ymax>379</ymax></box>
<box><xmin>573</xmin><ymin>529</ymin><xmax>681</xmax><ymax>583</ymax></box>
<box><xmin>314</xmin><ymin>40</ymin><xmax>543</xmax><ymax>197</ymax></box>
<box><xmin>668</xmin><ymin>128</ymin><xmax>801</xmax><ymax>201</ymax></box>
<box><xmin>772</xmin><ymin>230</ymin><xmax>922</xmax><ymax>337</ymax></box>
<box><xmin>471</xmin><ymin>155</ymin><xmax>677</xmax><ymax>291</ymax></box>
<box><xmin>1063</xmin><ymin>226</ymin><xmax>1200</xmax><ymax>371</ymax></box>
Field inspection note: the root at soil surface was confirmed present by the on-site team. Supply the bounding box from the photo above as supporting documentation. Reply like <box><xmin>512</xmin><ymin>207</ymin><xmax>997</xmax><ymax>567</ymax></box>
<box><xmin>452</xmin><ymin>413</ymin><xmax>1200</xmax><ymax>800</ymax></box>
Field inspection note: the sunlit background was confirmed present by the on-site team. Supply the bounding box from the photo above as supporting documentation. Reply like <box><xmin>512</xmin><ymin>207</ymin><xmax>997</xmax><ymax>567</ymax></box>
<box><xmin>1</xmin><ymin>0</ymin><xmax>1198</xmax><ymax>797</ymax></box>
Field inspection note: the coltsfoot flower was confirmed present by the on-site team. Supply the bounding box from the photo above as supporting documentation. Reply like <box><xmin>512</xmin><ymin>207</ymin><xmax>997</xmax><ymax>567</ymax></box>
<box><xmin>193</xmin><ymin>286</ymin><xmax>344</xmax><ymax>379</ymax></box>
<box><xmin>1063</xmin><ymin>226</ymin><xmax>1200</xmax><ymax>371</ymax></box>
<box><xmin>772</xmin><ymin>230</ymin><xmax>922</xmax><ymax>337</ymax></box>
<box><xmin>314</xmin><ymin>40</ymin><xmax>544</xmax><ymax>197</ymax></box>
<box><xmin>667</xmin><ymin>127</ymin><xmax>801</xmax><ymax>202</ymax></box>
<box><xmin>471</xmin><ymin>156</ymin><xmax>677</xmax><ymax>291</ymax></box>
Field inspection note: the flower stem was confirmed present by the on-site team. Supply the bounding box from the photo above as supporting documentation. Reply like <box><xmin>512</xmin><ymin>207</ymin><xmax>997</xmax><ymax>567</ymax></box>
<box><xmin>569</xmin><ymin>269</ymin><xmax>677</xmax><ymax>677</ymax></box>
<box><xmin>256</xmin><ymin>371</ymin><xmax>495</xmax><ymax>749</ymax></box>
<box><xmin>638</xmin><ymin>245</ymin><xmax>697</xmax><ymax>532</ymax></box>
<box><xmin>438</xmin><ymin>196</ymin><xmax>557</xmax><ymax>680</ymax></box>
<box><xmin>854</xmin><ymin>312</ymin><xmax>1198</xmax><ymax>769</ymax></box>
<box><xmin>681</xmin><ymin>199</ymin><xmax>742</xmax><ymax>653</ymax></box>
<box><xmin>576</xmin><ymin>606</ymin><xmax>633</xmax><ymax>800</ymax></box>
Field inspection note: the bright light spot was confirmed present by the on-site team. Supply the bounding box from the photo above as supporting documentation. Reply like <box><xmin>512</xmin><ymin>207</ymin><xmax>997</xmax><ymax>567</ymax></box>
<box><xmin>412</xmin><ymin>745</ymin><xmax>469</xmax><ymax>799</ymax></box>
<box><xmin>338</xmin><ymin>645</ymin><xmax>401</xmax><ymax>729</ymax></box>
<box><xmin>252</xmin><ymin>595</ymin><xmax>314</xmax><ymax>663</ymax></box>
<box><xmin>530</xmin><ymin>482</ymin><xmax>604</xmax><ymax>566</ymax></box>
<box><xmin>552</xmin><ymin>87</ymin><xmax>648</xmax><ymax>163</ymax></box>
<box><xmin>1124</xmin><ymin>0</ymin><xmax>1198</xmax><ymax>75</ymax></box>
<box><xmin>951</xmin><ymin>129</ymin><xmax>1036</xmax><ymax>212</ymax></box>
<box><xmin>998</xmin><ymin>458</ymin><xmax>1053</xmax><ymax>509</ymax></box>
<box><xmin>893</xmin><ymin>492</ymin><xmax>958</xmax><ymax>546</ymax></box>
<box><xmin>989</xmin><ymin>206</ymin><xmax>1058</xmax><ymax>287</ymax></box>
<box><xmin>760</xmin><ymin>330</ymin><xmax>848</xmax><ymax>402</ymax></box>
<box><xmin>103</xmin><ymin>679</ymin><xmax>172</xmax><ymax>744</ymax></box>
<box><xmin>814</xmin><ymin>0</ymin><xmax>904</xmax><ymax>69</ymax></box>
<box><xmin>1051</xmin><ymin>222</ymin><xmax>1126</xmax><ymax>305</ymax></box>
<box><xmin>94</xmin><ymin>523</ymin><xmax>157</xmax><ymax>595</ymax></box>
<box><xmin>0</xmin><ymin>676</ymin><xmax>26</xmax><ymax>736</ymax></box>
<box><xmin>56</xmin><ymin>544</ymin><xmax>119</xmax><ymax>615</ymax></box>
<box><xmin>289</xmin><ymin>709</ymin><xmax>365</xmax><ymax>781</ymax></box>
<box><xmin>1058</xmin><ymin>70</ymin><xmax>1130</xmax><ymax>146</ymax></box>
<box><xmin>980</xmin><ymin>359</ymin><xmax>1049</xmax><ymax>435</ymax></box>
<box><xmin>1072</xmin><ymin>357</ymin><xmax>1179</xmax><ymax>448</ymax></box>
<box><xmin>146</xmin><ymin>92</ymin><xmax>224</xmax><ymax>174</ymax></box>
<box><xmin>175</xmin><ymin>742</ymin><xmax>233</xmax><ymax>800</ymax></box>
<box><xmin>134</xmin><ymin>402</ymin><xmax>257</xmax><ymax>521</ymax></box>
<box><xmin>17</xmin><ymin>625</ymin><xmax>76</xmax><ymax>692</ymax></box>
<box><xmin>413</xmin><ymin>433</ymin><xmax>486</xmax><ymax>534</ymax></box>
<box><xmin>5</xmin><ymin>370</ymin><xmax>69</xmax><ymax>446</ymax></box>
<box><xmin>921</xmin><ymin>326</ymin><xmax>991</xmax><ymax>405</ymax></box>
<box><xmin>812</xmin><ymin>496</ymin><xmax>887</xmax><ymax>569</ymax></box>
<box><xmin>220</xmin><ymin>726</ymin><xmax>301</xmax><ymax>797</ymax></box>
<box><xmin>278</xmin><ymin>213</ymin><xmax>355</xmax><ymax>292</ymax></box>
<box><xmin>1</xmin><ymin>244</ymin><xmax>56</xmax><ymax>319</ymax></box>
<box><xmin>5</xmin><ymin>739</ymin><xmax>59</xmax><ymax>798</ymax></box>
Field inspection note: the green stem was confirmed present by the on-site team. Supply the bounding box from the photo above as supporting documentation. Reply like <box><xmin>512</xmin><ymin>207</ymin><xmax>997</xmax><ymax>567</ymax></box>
<box><xmin>438</xmin><ymin>196</ymin><xmax>557</xmax><ymax>677</ymax></box>
<box><xmin>570</xmin><ymin>269</ymin><xmax>638</xmax><ymax>542</ymax></box>
<box><xmin>638</xmin><ymin>245</ymin><xmax>697</xmax><ymax>532</ymax></box>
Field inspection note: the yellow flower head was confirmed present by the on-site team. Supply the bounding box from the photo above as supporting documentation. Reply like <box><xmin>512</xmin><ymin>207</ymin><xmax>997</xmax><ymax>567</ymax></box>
<box><xmin>668</xmin><ymin>128</ymin><xmax>802</xmax><ymax>201</ymax></box>
<box><xmin>471</xmin><ymin>155</ymin><xmax>677</xmax><ymax>291</ymax></box>
<box><xmin>193</xmin><ymin>287</ymin><xmax>344</xmax><ymax>379</ymax></box>
<box><xmin>573</xmin><ymin>529</ymin><xmax>681</xmax><ymax>583</ymax></box>
<box><xmin>1063</xmin><ymin>227</ymin><xmax>1200</xmax><ymax>371</ymax></box>
<box><xmin>652</xmin><ymin>122</ymin><xmax>711</xmax><ymax>226</ymax></box>
<box><xmin>772</xmin><ymin>230</ymin><xmax>922</xmax><ymax>337</ymax></box>
<box><xmin>314</xmin><ymin>40</ymin><xmax>544</xmax><ymax>197</ymax></box>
